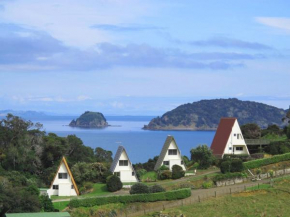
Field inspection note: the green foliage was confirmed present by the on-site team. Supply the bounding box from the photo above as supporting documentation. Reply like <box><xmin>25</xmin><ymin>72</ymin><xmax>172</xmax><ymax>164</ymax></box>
<box><xmin>69</xmin><ymin>111</ymin><xmax>108</xmax><ymax>128</ymax></box>
<box><xmin>190</xmin><ymin>145</ymin><xmax>214</xmax><ymax>169</ymax></box>
<box><xmin>202</xmin><ymin>181</ymin><xmax>213</xmax><ymax>189</ymax></box>
<box><xmin>244</xmin><ymin>152</ymin><xmax>290</xmax><ymax>169</ymax></box>
<box><xmin>158</xmin><ymin>170</ymin><xmax>172</xmax><ymax>180</ymax></box>
<box><xmin>287</xmin><ymin>125</ymin><xmax>290</xmax><ymax>139</ymax></box>
<box><xmin>264</xmin><ymin>140</ymin><xmax>290</xmax><ymax>155</ymax></box>
<box><xmin>136</xmin><ymin>169</ymin><xmax>147</xmax><ymax>179</ymax></box>
<box><xmin>134</xmin><ymin>156</ymin><xmax>159</xmax><ymax>172</ymax></box>
<box><xmin>95</xmin><ymin>147</ymin><xmax>113</xmax><ymax>163</ymax></box>
<box><xmin>106</xmin><ymin>175</ymin><xmax>123</xmax><ymax>192</ymax></box>
<box><xmin>159</xmin><ymin>165</ymin><xmax>169</xmax><ymax>171</ymax></box>
<box><xmin>171</xmin><ymin>165</ymin><xmax>185</xmax><ymax>179</ymax></box>
<box><xmin>241</xmin><ymin>123</ymin><xmax>261</xmax><ymax>139</ymax></box>
<box><xmin>269</xmin><ymin>170</ymin><xmax>274</xmax><ymax>178</ymax></box>
<box><xmin>213</xmin><ymin>172</ymin><xmax>247</xmax><ymax>182</ymax></box>
<box><xmin>69</xmin><ymin>188</ymin><xmax>191</xmax><ymax>208</ymax></box>
<box><xmin>149</xmin><ymin>184</ymin><xmax>165</xmax><ymax>193</ymax></box>
<box><xmin>220</xmin><ymin>159</ymin><xmax>244</xmax><ymax>174</ymax></box>
<box><xmin>261</xmin><ymin>124</ymin><xmax>284</xmax><ymax>138</ymax></box>
<box><xmin>40</xmin><ymin>194</ymin><xmax>54</xmax><ymax>212</ymax></box>
<box><xmin>129</xmin><ymin>183</ymin><xmax>149</xmax><ymax>194</ymax></box>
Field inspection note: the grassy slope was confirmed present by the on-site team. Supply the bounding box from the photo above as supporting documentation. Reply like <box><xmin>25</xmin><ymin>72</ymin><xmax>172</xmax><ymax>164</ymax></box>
<box><xmin>142</xmin><ymin>176</ymin><xmax>290</xmax><ymax>217</ymax></box>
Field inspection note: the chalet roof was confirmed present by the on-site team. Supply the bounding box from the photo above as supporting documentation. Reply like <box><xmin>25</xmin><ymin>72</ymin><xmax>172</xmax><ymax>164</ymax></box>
<box><xmin>210</xmin><ymin>117</ymin><xmax>237</xmax><ymax>158</ymax></box>
<box><xmin>49</xmin><ymin>156</ymin><xmax>79</xmax><ymax>195</ymax></box>
<box><xmin>110</xmin><ymin>146</ymin><xmax>138</xmax><ymax>180</ymax></box>
<box><xmin>154</xmin><ymin>135</ymin><xmax>182</xmax><ymax>170</ymax></box>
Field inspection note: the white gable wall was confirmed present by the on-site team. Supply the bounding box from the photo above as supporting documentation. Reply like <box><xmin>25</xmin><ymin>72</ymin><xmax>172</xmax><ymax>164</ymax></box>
<box><xmin>223</xmin><ymin>120</ymin><xmax>250</xmax><ymax>157</ymax></box>
<box><xmin>114</xmin><ymin>150</ymin><xmax>138</xmax><ymax>183</ymax></box>
<box><xmin>162</xmin><ymin>141</ymin><xmax>186</xmax><ymax>171</ymax></box>
<box><xmin>47</xmin><ymin>162</ymin><xmax>77</xmax><ymax>197</ymax></box>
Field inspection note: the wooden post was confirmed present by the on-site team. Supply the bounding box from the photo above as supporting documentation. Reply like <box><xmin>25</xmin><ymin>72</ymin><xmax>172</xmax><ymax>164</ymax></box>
<box><xmin>144</xmin><ymin>209</ymin><xmax>146</xmax><ymax>214</ymax></box>
<box><xmin>230</xmin><ymin>188</ymin><xmax>232</xmax><ymax>194</ymax></box>
<box><xmin>244</xmin><ymin>185</ymin><xmax>246</xmax><ymax>191</ymax></box>
<box><xmin>163</xmin><ymin>204</ymin><xmax>165</xmax><ymax>210</ymax></box>
<box><xmin>198</xmin><ymin>195</ymin><xmax>200</xmax><ymax>202</ymax></box>
<box><xmin>215</xmin><ymin>191</ymin><xmax>217</xmax><ymax>198</ymax></box>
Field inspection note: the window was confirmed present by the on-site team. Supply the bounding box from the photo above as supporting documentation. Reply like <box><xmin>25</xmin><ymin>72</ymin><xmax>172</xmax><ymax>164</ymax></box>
<box><xmin>58</xmin><ymin>173</ymin><xmax>68</xmax><ymax>179</ymax></box>
<box><xmin>168</xmin><ymin>149</ymin><xmax>177</xmax><ymax>155</ymax></box>
<box><xmin>181</xmin><ymin>160</ymin><xmax>184</xmax><ymax>165</ymax></box>
<box><xmin>53</xmin><ymin>185</ymin><xmax>59</xmax><ymax>190</ymax></box>
<box><xmin>234</xmin><ymin>134</ymin><xmax>236</xmax><ymax>136</ymax></box>
<box><xmin>71</xmin><ymin>185</ymin><xmax>74</xmax><ymax>189</ymax></box>
<box><xmin>237</xmin><ymin>134</ymin><xmax>240</xmax><ymax>139</ymax></box>
<box><xmin>236</xmin><ymin>147</ymin><xmax>243</xmax><ymax>151</ymax></box>
<box><xmin>229</xmin><ymin>147</ymin><xmax>232</xmax><ymax>150</ymax></box>
<box><xmin>163</xmin><ymin>161</ymin><xmax>169</xmax><ymax>166</ymax></box>
<box><xmin>114</xmin><ymin>172</ymin><xmax>120</xmax><ymax>177</ymax></box>
<box><xmin>119</xmin><ymin>160</ymin><xmax>128</xmax><ymax>166</ymax></box>
<box><xmin>132</xmin><ymin>172</ymin><xmax>135</xmax><ymax>176</ymax></box>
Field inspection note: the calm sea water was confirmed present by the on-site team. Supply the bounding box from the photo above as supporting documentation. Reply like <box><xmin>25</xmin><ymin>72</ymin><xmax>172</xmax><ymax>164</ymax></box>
<box><xmin>29</xmin><ymin>116</ymin><xmax>215</xmax><ymax>163</ymax></box>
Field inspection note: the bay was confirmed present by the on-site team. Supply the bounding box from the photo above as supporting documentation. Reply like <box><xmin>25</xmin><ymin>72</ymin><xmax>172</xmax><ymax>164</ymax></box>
<box><xmin>29</xmin><ymin>116</ymin><xmax>215</xmax><ymax>163</ymax></box>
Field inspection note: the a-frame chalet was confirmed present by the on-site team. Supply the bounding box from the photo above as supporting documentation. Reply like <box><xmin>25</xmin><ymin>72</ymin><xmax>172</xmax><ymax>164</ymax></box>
<box><xmin>47</xmin><ymin>156</ymin><xmax>79</xmax><ymax>198</ymax></box>
<box><xmin>110</xmin><ymin>146</ymin><xmax>138</xmax><ymax>183</ymax></box>
<box><xmin>210</xmin><ymin>117</ymin><xmax>250</xmax><ymax>158</ymax></box>
<box><xmin>154</xmin><ymin>135</ymin><xmax>186</xmax><ymax>171</ymax></box>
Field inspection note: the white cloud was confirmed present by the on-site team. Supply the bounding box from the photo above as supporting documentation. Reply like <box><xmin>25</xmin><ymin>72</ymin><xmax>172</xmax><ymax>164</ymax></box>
<box><xmin>256</xmin><ymin>17</ymin><xmax>290</xmax><ymax>32</ymax></box>
<box><xmin>77</xmin><ymin>95</ymin><xmax>92</xmax><ymax>101</ymax></box>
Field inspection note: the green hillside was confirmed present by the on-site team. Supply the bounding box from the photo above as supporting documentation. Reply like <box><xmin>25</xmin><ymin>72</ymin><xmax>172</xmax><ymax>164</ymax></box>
<box><xmin>69</xmin><ymin>111</ymin><xmax>108</xmax><ymax>128</ymax></box>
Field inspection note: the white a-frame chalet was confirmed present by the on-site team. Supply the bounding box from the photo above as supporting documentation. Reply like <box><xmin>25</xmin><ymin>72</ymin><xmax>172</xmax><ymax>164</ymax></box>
<box><xmin>210</xmin><ymin>117</ymin><xmax>250</xmax><ymax>159</ymax></box>
<box><xmin>110</xmin><ymin>146</ymin><xmax>138</xmax><ymax>183</ymax></box>
<box><xmin>154</xmin><ymin>136</ymin><xmax>186</xmax><ymax>171</ymax></box>
<box><xmin>47</xmin><ymin>157</ymin><xmax>79</xmax><ymax>198</ymax></box>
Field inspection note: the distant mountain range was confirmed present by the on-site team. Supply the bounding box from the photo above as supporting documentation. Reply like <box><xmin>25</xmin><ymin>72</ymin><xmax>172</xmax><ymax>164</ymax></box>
<box><xmin>143</xmin><ymin>98</ymin><xmax>287</xmax><ymax>131</ymax></box>
<box><xmin>0</xmin><ymin>110</ymin><xmax>48</xmax><ymax>117</ymax></box>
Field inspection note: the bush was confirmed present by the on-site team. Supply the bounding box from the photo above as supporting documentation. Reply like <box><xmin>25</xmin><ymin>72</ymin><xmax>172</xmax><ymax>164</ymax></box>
<box><xmin>172</xmin><ymin>165</ymin><xmax>185</xmax><ymax>179</ymax></box>
<box><xmin>106</xmin><ymin>175</ymin><xmax>123</xmax><ymax>192</ymax></box>
<box><xmin>69</xmin><ymin>188</ymin><xmax>191</xmax><ymax>208</ymax></box>
<box><xmin>149</xmin><ymin>184</ymin><xmax>165</xmax><ymax>193</ymax></box>
<box><xmin>101</xmin><ymin>171</ymin><xmax>113</xmax><ymax>183</ymax></box>
<box><xmin>159</xmin><ymin>170</ymin><xmax>172</xmax><ymax>180</ymax></box>
<box><xmin>287</xmin><ymin>125</ymin><xmax>290</xmax><ymax>139</ymax></box>
<box><xmin>265</xmin><ymin>141</ymin><xmax>290</xmax><ymax>155</ymax></box>
<box><xmin>158</xmin><ymin>165</ymin><xmax>169</xmax><ymax>171</ymax></box>
<box><xmin>129</xmin><ymin>183</ymin><xmax>149</xmax><ymax>195</ymax></box>
<box><xmin>83</xmin><ymin>182</ymin><xmax>94</xmax><ymax>191</ymax></box>
<box><xmin>243</xmin><ymin>152</ymin><xmax>290</xmax><ymax>169</ymax></box>
<box><xmin>202</xmin><ymin>181</ymin><xmax>213</xmax><ymax>189</ymax></box>
<box><xmin>136</xmin><ymin>169</ymin><xmax>147</xmax><ymax>179</ymax></box>
<box><xmin>220</xmin><ymin>159</ymin><xmax>243</xmax><ymax>174</ymax></box>
<box><xmin>40</xmin><ymin>195</ymin><xmax>54</xmax><ymax>212</ymax></box>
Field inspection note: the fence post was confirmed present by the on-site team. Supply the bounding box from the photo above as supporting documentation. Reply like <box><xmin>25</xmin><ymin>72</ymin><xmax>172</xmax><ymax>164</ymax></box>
<box><xmin>244</xmin><ymin>185</ymin><xmax>246</xmax><ymax>191</ymax></box>
<box><xmin>230</xmin><ymin>188</ymin><xmax>231</xmax><ymax>194</ymax></box>
<box><xmin>198</xmin><ymin>195</ymin><xmax>200</xmax><ymax>202</ymax></box>
<box><xmin>258</xmin><ymin>183</ymin><xmax>259</xmax><ymax>189</ymax></box>
<box><xmin>163</xmin><ymin>204</ymin><xmax>165</xmax><ymax>210</ymax></box>
<box><xmin>144</xmin><ymin>209</ymin><xmax>146</xmax><ymax>214</ymax></box>
<box><xmin>215</xmin><ymin>191</ymin><xmax>217</xmax><ymax>198</ymax></box>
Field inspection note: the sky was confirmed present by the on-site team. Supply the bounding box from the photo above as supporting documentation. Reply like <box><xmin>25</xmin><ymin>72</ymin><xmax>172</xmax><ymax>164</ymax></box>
<box><xmin>0</xmin><ymin>0</ymin><xmax>290</xmax><ymax>115</ymax></box>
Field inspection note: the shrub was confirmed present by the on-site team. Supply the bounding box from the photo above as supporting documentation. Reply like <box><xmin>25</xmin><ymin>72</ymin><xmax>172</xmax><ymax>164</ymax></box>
<box><xmin>129</xmin><ymin>183</ymin><xmax>149</xmax><ymax>195</ymax></box>
<box><xmin>83</xmin><ymin>182</ymin><xmax>94</xmax><ymax>191</ymax></box>
<box><xmin>265</xmin><ymin>141</ymin><xmax>290</xmax><ymax>155</ymax></box>
<box><xmin>136</xmin><ymin>169</ymin><xmax>147</xmax><ymax>179</ymax></box>
<box><xmin>213</xmin><ymin>172</ymin><xmax>247</xmax><ymax>183</ymax></box>
<box><xmin>202</xmin><ymin>181</ymin><xmax>213</xmax><ymax>189</ymax></box>
<box><xmin>40</xmin><ymin>195</ymin><xmax>54</xmax><ymax>212</ymax></box>
<box><xmin>269</xmin><ymin>170</ymin><xmax>274</xmax><ymax>178</ymax></box>
<box><xmin>159</xmin><ymin>165</ymin><xmax>169</xmax><ymax>171</ymax></box>
<box><xmin>106</xmin><ymin>175</ymin><xmax>123</xmax><ymax>192</ymax></box>
<box><xmin>287</xmin><ymin>125</ymin><xmax>290</xmax><ymax>139</ymax></box>
<box><xmin>101</xmin><ymin>171</ymin><xmax>113</xmax><ymax>183</ymax></box>
<box><xmin>149</xmin><ymin>184</ymin><xmax>165</xmax><ymax>193</ymax></box>
<box><xmin>220</xmin><ymin>159</ymin><xmax>243</xmax><ymax>173</ymax></box>
<box><xmin>159</xmin><ymin>171</ymin><xmax>172</xmax><ymax>180</ymax></box>
<box><xmin>172</xmin><ymin>165</ymin><xmax>185</xmax><ymax>179</ymax></box>
<box><xmin>243</xmin><ymin>152</ymin><xmax>290</xmax><ymax>169</ymax></box>
<box><xmin>69</xmin><ymin>188</ymin><xmax>191</xmax><ymax>208</ymax></box>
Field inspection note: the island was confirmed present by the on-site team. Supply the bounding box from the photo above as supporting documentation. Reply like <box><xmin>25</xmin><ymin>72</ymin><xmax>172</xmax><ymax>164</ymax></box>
<box><xmin>143</xmin><ymin>98</ymin><xmax>287</xmax><ymax>131</ymax></box>
<box><xmin>69</xmin><ymin>111</ymin><xmax>109</xmax><ymax>128</ymax></box>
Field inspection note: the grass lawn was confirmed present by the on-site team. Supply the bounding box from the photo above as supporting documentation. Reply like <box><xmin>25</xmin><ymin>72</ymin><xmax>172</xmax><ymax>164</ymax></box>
<box><xmin>246</xmin><ymin>183</ymin><xmax>272</xmax><ymax>191</ymax></box>
<box><xmin>53</xmin><ymin>201</ymin><xmax>70</xmax><ymax>211</ymax></box>
<box><xmin>140</xmin><ymin>171</ymin><xmax>157</xmax><ymax>182</ymax></box>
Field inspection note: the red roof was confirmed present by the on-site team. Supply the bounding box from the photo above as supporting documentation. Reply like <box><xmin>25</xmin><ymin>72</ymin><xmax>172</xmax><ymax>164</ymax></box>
<box><xmin>210</xmin><ymin>117</ymin><xmax>236</xmax><ymax>158</ymax></box>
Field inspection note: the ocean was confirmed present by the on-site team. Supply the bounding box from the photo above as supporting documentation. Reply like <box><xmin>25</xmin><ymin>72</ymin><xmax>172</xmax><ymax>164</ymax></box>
<box><xmin>28</xmin><ymin>116</ymin><xmax>215</xmax><ymax>163</ymax></box>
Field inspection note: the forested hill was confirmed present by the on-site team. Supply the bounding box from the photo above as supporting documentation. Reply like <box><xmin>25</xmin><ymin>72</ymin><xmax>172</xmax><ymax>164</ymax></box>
<box><xmin>69</xmin><ymin>111</ymin><xmax>108</xmax><ymax>128</ymax></box>
<box><xmin>143</xmin><ymin>98</ymin><xmax>287</xmax><ymax>131</ymax></box>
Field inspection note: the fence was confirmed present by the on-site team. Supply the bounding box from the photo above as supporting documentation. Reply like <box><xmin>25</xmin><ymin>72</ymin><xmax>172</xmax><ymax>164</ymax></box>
<box><xmin>116</xmin><ymin>181</ymin><xmax>273</xmax><ymax>217</ymax></box>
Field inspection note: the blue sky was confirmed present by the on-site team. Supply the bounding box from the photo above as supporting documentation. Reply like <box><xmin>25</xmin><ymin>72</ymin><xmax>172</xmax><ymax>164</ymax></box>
<box><xmin>0</xmin><ymin>0</ymin><xmax>290</xmax><ymax>115</ymax></box>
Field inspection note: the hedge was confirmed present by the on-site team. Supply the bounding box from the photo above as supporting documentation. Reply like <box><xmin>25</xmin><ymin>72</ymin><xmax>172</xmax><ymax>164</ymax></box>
<box><xmin>243</xmin><ymin>152</ymin><xmax>290</xmax><ymax>169</ymax></box>
<box><xmin>69</xmin><ymin>188</ymin><xmax>191</xmax><ymax>208</ymax></box>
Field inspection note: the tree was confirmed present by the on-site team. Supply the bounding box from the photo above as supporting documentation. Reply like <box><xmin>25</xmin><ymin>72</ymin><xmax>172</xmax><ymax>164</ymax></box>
<box><xmin>40</xmin><ymin>195</ymin><xmax>54</xmax><ymax>212</ymax></box>
<box><xmin>241</xmin><ymin>123</ymin><xmax>261</xmax><ymax>139</ymax></box>
<box><xmin>282</xmin><ymin>110</ymin><xmax>290</xmax><ymax>124</ymax></box>
<box><xmin>95</xmin><ymin>147</ymin><xmax>113</xmax><ymax>163</ymax></box>
<box><xmin>190</xmin><ymin>145</ymin><xmax>214</xmax><ymax>169</ymax></box>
